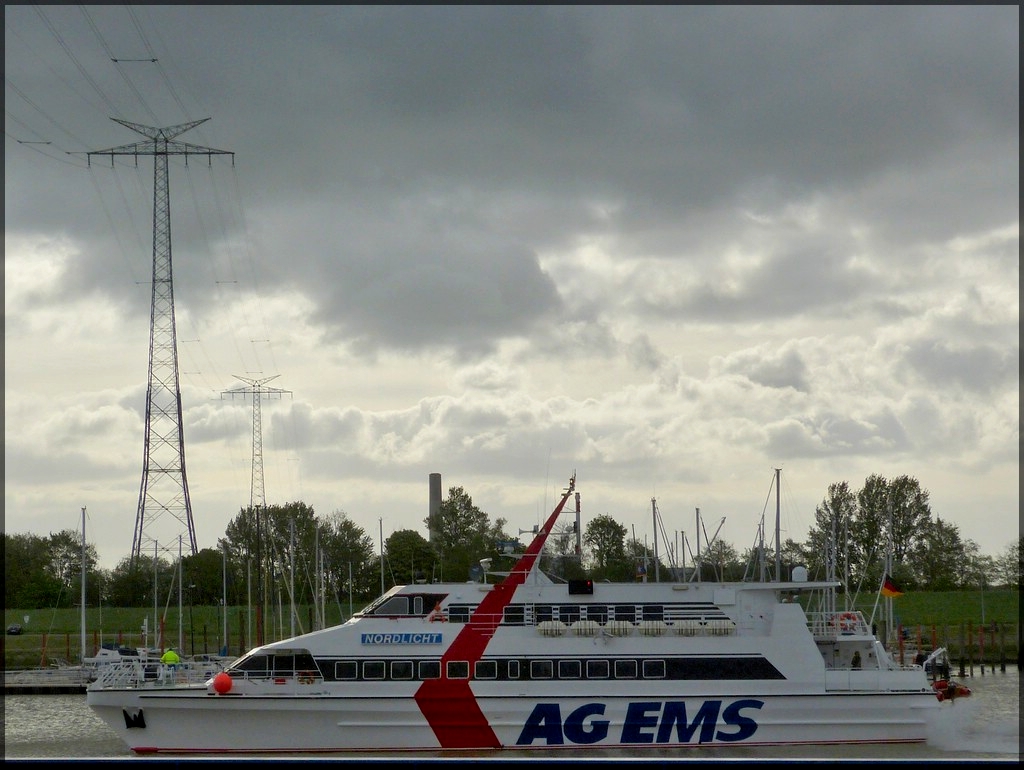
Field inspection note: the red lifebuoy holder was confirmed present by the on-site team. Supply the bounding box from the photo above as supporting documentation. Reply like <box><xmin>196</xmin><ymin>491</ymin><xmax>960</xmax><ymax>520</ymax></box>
<box><xmin>835</xmin><ymin>612</ymin><xmax>858</xmax><ymax>632</ymax></box>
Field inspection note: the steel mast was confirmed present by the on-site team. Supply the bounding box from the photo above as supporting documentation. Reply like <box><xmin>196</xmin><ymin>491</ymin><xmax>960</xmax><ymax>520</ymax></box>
<box><xmin>221</xmin><ymin>374</ymin><xmax>291</xmax><ymax>646</ymax></box>
<box><xmin>86</xmin><ymin>118</ymin><xmax>234</xmax><ymax>571</ymax></box>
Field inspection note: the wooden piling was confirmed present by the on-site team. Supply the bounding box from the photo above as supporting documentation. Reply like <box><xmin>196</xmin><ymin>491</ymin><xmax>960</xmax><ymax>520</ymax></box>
<box><xmin>999</xmin><ymin>621</ymin><xmax>1006</xmax><ymax>672</ymax></box>
<box><xmin>978</xmin><ymin>623</ymin><xmax>985</xmax><ymax>675</ymax></box>
<box><xmin>958</xmin><ymin>622</ymin><xmax>966</xmax><ymax>677</ymax></box>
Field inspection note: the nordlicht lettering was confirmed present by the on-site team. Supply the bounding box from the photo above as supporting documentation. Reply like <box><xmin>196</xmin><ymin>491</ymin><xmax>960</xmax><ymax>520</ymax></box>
<box><xmin>361</xmin><ymin>632</ymin><xmax>443</xmax><ymax>645</ymax></box>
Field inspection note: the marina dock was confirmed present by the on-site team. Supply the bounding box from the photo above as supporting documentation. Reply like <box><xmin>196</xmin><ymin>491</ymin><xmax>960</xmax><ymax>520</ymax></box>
<box><xmin>4</xmin><ymin>668</ymin><xmax>92</xmax><ymax>694</ymax></box>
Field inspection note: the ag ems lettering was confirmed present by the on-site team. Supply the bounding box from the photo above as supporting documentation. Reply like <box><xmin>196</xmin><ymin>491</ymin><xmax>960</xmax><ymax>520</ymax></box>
<box><xmin>516</xmin><ymin>699</ymin><xmax>763</xmax><ymax>746</ymax></box>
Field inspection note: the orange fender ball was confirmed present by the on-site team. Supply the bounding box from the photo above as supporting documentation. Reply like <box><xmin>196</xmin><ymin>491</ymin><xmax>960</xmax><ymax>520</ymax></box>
<box><xmin>213</xmin><ymin>672</ymin><xmax>233</xmax><ymax>694</ymax></box>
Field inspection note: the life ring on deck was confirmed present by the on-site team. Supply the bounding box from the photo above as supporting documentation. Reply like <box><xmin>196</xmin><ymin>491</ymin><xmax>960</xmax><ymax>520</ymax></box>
<box><xmin>835</xmin><ymin>612</ymin><xmax>858</xmax><ymax>632</ymax></box>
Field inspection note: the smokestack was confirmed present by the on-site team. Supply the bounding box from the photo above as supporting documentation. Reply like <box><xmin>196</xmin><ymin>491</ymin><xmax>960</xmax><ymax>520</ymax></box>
<box><xmin>428</xmin><ymin>472</ymin><xmax>442</xmax><ymax>543</ymax></box>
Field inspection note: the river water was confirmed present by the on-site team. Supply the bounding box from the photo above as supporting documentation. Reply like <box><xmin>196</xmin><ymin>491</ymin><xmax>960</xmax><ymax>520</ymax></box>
<box><xmin>4</xmin><ymin>668</ymin><xmax>1020</xmax><ymax>761</ymax></box>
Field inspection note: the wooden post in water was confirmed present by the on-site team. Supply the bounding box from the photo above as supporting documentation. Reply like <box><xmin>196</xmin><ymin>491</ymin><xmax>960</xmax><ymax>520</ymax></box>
<box><xmin>978</xmin><ymin>623</ymin><xmax>985</xmax><ymax>675</ymax></box>
<box><xmin>990</xmin><ymin>621</ymin><xmax>997</xmax><ymax>673</ymax></box>
<box><xmin>958</xmin><ymin>623</ymin><xmax>966</xmax><ymax>677</ymax></box>
<box><xmin>999</xmin><ymin>621</ymin><xmax>1006</xmax><ymax>672</ymax></box>
<box><xmin>967</xmin><ymin>620</ymin><xmax>974</xmax><ymax>676</ymax></box>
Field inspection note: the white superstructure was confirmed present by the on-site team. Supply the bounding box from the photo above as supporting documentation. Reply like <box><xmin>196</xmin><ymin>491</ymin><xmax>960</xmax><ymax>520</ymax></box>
<box><xmin>87</xmin><ymin>475</ymin><xmax>938</xmax><ymax>754</ymax></box>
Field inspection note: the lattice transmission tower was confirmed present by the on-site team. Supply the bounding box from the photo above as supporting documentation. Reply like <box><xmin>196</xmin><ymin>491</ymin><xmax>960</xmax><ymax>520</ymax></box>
<box><xmin>221</xmin><ymin>375</ymin><xmax>292</xmax><ymax>511</ymax></box>
<box><xmin>86</xmin><ymin>118</ymin><xmax>234</xmax><ymax>571</ymax></box>
<box><xmin>221</xmin><ymin>374</ymin><xmax>292</xmax><ymax>647</ymax></box>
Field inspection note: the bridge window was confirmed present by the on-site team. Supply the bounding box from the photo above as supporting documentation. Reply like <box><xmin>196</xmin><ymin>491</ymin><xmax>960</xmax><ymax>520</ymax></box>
<box><xmin>272</xmin><ymin>654</ymin><xmax>296</xmax><ymax>675</ymax></box>
<box><xmin>233</xmin><ymin>654</ymin><xmax>272</xmax><ymax>676</ymax></box>
<box><xmin>373</xmin><ymin>596</ymin><xmax>408</xmax><ymax>615</ymax></box>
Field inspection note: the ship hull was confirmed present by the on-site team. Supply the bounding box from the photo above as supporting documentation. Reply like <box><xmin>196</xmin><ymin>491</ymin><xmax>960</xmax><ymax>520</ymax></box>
<box><xmin>88</xmin><ymin>685</ymin><xmax>935</xmax><ymax>754</ymax></box>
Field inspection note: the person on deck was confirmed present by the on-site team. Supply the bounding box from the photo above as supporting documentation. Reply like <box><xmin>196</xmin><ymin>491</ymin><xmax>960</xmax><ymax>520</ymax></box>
<box><xmin>160</xmin><ymin>647</ymin><xmax>181</xmax><ymax>682</ymax></box>
<box><xmin>851</xmin><ymin>651</ymin><xmax>862</xmax><ymax>669</ymax></box>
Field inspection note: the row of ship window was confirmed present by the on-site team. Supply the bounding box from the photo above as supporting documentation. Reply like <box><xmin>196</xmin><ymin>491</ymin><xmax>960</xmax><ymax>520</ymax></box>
<box><xmin>303</xmin><ymin>657</ymin><xmax>783</xmax><ymax>682</ymax></box>
<box><xmin>364</xmin><ymin>594</ymin><xmax>731</xmax><ymax>626</ymax></box>
<box><xmin>336</xmin><ymin>658</ymin><xmax>663</xmax><ymax>681</ymax></box>
<box><xmin>447</xmin><ymin>603</ymin><xmax>729</xmax><ymax>625</ymax></box>
<box><xmin>230</xmin><ymin>650</ymin><xmax>783</xmax><ymax>682</ymax></box>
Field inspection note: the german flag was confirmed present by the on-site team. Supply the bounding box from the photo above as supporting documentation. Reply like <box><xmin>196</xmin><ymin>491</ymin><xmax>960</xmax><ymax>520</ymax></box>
<box><xmin>881</xmin><ymin>574</ymin><xmax>904</xmax><ymax>598</ymax></box>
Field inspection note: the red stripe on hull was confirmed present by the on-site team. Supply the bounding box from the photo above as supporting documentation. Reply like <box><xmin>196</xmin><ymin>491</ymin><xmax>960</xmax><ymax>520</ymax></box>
<box><xmin>414</xmin><ymin>475</ymin><xmax>577</xmax><ymax>749</ymax></box>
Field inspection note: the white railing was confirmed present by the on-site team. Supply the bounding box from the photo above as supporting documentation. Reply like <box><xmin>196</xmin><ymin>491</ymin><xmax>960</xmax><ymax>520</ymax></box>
<box><xmin>89</xmin><ymin>659</ymin><xmax>223</xmax><ymax>690</ymax></box>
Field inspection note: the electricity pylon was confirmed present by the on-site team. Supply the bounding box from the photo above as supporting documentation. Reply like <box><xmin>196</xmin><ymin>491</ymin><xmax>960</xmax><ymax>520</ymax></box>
<box><xmin>221</xmin><ymin>374</ymin><xmax>291</xmax><ymax>645</ymax></box>
<box><xmin>86</xmin><ymin>118</ymin><xmax>234</xmax><ymax>572</ymax></box>
<box><xmin>221</xmin><ymin>375</ymin><xmax>292</xmax><ymax>511</ymax></box>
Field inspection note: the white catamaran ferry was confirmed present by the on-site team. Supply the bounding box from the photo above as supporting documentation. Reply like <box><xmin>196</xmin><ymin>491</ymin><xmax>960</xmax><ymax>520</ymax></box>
<box><xmin>87</xmin><ymin>474</ymin><xmax>938</xmax><ymax>754</ymax></box>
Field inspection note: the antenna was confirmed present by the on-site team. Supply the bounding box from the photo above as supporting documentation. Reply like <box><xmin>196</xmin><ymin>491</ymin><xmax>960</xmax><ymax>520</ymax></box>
<box><xmin>85</xmin><ymin>118</ymin><xmax>234</xmax><ymax>572</ymax></box>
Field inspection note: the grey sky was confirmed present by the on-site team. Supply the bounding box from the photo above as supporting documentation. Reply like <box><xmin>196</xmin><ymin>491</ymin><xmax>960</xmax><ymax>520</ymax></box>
<box><xmin>5</xmin><ymin>5</ymin><xmax>1018</xmax><ymax>570</ymax></box>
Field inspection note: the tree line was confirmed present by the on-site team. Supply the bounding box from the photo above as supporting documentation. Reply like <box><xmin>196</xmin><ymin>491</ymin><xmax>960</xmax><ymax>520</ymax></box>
<box><xmin>4</xmin><ymin>474</ymin><xmax>1020</xmax><ymax>612</ymax></box>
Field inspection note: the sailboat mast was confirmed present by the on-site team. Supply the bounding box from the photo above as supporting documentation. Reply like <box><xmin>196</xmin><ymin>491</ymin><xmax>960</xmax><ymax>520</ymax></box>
<box><xmin>153</xmin><ymin>540</ymin><xmax>159</xmax><ymax>650</ymax></box>
<box><xmin>774</xmin><ymin>468</ymin><xmax>781</xmax><ymax>582</ymax></box>
<box><xmin>289</xmin><ymin>519</ymin><xmax>296</xmax><ymax>639</ymax></box>
<box><xmin>81</xmin><ymin>507</ymin><xmax>87</xmax><ymax>665</ymax></box>
<box><xmin>222</xmin><ymin>544</ymin><xmax>228</xmax><ymax>656</ymax></box>
<box><xmin>651</xmin><ymin>498</ymin><xmax>660</xmax><ymax>583</ymax></box>
<box><xmin>178</xmin><ymin>536</ymin><xmax>184</xmax><ymax>653</ymax></box>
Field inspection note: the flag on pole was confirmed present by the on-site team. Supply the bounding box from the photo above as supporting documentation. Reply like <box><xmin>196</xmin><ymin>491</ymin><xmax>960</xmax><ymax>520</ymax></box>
<box><xmin>881</xmin><ymin>574</ymin><xmax>904</xmax><ymax>598</ymax></box>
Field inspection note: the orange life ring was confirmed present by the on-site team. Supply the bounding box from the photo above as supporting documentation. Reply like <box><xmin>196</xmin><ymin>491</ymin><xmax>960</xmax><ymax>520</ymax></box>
<box><xmin>835</xmin><ymin>612</ymin><xmax>858</xmax><ymax>632</ymax></box>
